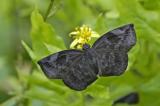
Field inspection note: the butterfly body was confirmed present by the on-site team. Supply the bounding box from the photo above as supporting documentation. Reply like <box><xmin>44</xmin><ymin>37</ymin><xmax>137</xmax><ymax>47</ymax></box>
<box><xmin>38</xmin><ymin>24</ymin><xmax>136</xmax><ymax>91</ymax></box>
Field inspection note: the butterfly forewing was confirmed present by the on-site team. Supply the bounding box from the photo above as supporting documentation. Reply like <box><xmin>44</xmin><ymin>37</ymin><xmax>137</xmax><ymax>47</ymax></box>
<box><xmin>38</xmin><ymin>49</ymin><xmax>98</xmax><ymax>90</ymax></box>
<box><xmin>92</xmin><ymin>24</ymin><xmax>136</xmax><ymax>76</ymax></box>
<box><xmin>93</xmin><ymin>24</ymin><xmax>136</xmax><ymax>51</ymax></box>
<box><xmin>38</xmin><ymin>50</ymin><xmax>83</xmax><ymax>79</ymax></box>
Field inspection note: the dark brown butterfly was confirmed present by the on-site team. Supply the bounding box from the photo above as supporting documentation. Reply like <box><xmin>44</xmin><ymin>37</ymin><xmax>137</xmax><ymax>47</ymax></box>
<box><xmin>38</xmin><ymin>24</ymin><xmax>136</xmax><ymax>91</ymax></box>
<box><xmin>113</xmin><ymin>92</ymin><xmax>139</xmax><ymax>105</ymax></box>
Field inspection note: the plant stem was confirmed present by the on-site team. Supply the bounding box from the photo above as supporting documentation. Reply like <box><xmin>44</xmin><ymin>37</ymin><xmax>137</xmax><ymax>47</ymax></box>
<box><xmin>81</xmin><ymin>92</ymin><xmax>85</xmax><ymax>106</ymax></box>
<box><xmin>44</xmin><ymin>0</ymin><xmax>55</xmax><ymax>21</ymax></box>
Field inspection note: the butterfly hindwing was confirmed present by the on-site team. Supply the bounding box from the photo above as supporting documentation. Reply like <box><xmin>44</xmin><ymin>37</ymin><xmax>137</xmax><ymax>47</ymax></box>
<box><xmin>92</xmin><ymin>24</ymin><xmax>136</xmax><ymax>76</ymax></box>
<box><xmin>62</xmin><ymin>50</ymin><xmax>98</xmax><ymax>90</ymax></box>
<box><xmin>95</xmin><ymin>48</ymin><xmax>128</xmax><ymax>76</ymax></box>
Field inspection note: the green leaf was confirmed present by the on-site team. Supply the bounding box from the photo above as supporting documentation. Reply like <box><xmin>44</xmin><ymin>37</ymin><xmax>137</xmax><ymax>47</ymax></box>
<box><xmin>1</xmin><ymin>97</ymin><xmax>19</xmax><ymax>106</ymax></box>
<box><xmin>140</xmin><ymin>73</ymin><xmax>160</xmax><ymax>92</ymax></box>
<box><xmin>85</xmin><ymin>84</ymin><xmax>109</xmax><ymax>99</ymax></box>
<box><xmin>21</xmin><ymin>40</ymin><xmax>36</xmax><ymax>61</ymax></box>
<box><xmin>0</xmin><ymin>89</ymin><xmax>13</xmax><ymax>103</ymax></box>
<box><xmin>30</xmin><ymin>8</ymin><xmax>66</xmax><ymax>60</ymax></box>
<box><xmin>94</xmin><ymin>14</ymin><xmax>108</xmax><ymax>34</ymax></box>
<box><xmin>44</xmin><ymin>43</ymin><xmax>62</xmax><ymax>53</ymax></box>
<box><xmin>27</xmin><ymin>70</ymin><xmax>67</xmax><ymax>94</ymax></box>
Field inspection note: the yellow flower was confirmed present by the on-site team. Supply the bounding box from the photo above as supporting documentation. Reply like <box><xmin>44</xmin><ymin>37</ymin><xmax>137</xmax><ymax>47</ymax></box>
<box><xmin>69</xmin><ymin>25</ymin><xmax>99</xmax><ymax>49</ymax></box>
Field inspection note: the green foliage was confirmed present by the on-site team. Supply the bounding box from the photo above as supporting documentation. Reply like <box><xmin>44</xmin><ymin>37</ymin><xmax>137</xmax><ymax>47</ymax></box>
<box><xmin>21</xmin><ymin>8</ymin><xmax>111</xmax><ymax>106</ymax></box>
<box><xmin>1</xmin><ymin>0</ymin><xmax>160</xmax><ymax>106</ymax></box>
<box><xmin>23</xmin><ymin>8</ymin><xmax>66</xmax><ymax>62</ymax></box>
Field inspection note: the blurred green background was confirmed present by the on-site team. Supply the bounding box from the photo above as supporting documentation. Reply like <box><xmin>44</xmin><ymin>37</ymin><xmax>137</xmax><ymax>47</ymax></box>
<box><xmin>1</xmin><ymin>0</ymin><xmax>160</xmax><ymax>106</ymax></box>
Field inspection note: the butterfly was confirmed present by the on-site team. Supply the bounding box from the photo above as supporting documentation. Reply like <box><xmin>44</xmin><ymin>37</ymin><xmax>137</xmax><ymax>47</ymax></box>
<box><xmin>113</xmin><ymin>92</ymin><xmax>139</xmax><ymax>105</ymax></box>
<box><xmin>38</xmin><ymin>24</ymin><xmax>136</xmax><ymax>91</ymax></box>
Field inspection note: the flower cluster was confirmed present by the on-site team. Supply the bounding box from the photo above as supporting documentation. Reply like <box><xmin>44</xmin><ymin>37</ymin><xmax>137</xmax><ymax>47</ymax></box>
<box><xmin>69</xmin><ymin>25</ymin><xmax>99</xmax><ymax>49</ymax></box>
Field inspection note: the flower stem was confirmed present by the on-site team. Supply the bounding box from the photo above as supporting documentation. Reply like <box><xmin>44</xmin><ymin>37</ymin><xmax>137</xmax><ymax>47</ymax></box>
<box><xmin>81</xmin><ymin>92</ymin><xmax>85</xmax><ymax>106</ymax></box>
<box><xmin>44</xmin><ymin>0</ymin><xmax>55</xmax><ymax>21</ymax></box>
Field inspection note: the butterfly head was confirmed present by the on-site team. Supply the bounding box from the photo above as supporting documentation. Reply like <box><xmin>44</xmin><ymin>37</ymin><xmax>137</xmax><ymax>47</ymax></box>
<box><xmin>82</xmin><ymin>44</ymin><xmax>90</xmax><ymax>50</ymax></box>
